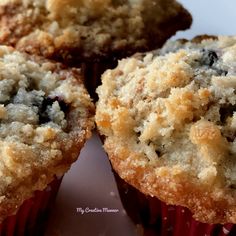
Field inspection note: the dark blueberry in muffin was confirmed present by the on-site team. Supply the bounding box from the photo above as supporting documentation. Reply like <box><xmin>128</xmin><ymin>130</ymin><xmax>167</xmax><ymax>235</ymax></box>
<box><xmin>201</xmin><ymin>50</ymin><xmax>218</xmax><ymax>66</ymax></box>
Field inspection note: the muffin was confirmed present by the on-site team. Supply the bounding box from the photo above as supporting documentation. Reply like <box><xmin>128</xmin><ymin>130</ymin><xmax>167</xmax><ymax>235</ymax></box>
<box><xmin>96</xmin><ymin>35</ymin><xmax>236</xmax><ymax>235</ymax></box>
<box><xmin>0</xmin><ymin>45</ymin><xmax>94</xmax><ymax>235</ymax></box>
<box><xmin>0</xmin><ymin>0</ymin><xmax>192</xmax><ymax>98</ymax></box>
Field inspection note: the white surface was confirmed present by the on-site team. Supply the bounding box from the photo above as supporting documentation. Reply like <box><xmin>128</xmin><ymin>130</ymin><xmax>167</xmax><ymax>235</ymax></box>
<box><xmin>46</xmin><ymin>1</ymin><xmax>236</xmax><ymax>235</ymax></box>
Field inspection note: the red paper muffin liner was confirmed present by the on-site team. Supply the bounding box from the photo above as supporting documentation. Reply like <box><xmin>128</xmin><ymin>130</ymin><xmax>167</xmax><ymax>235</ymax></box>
<box><xmin>113</xmin><ymin>171</ymin><xmax>236</xmax><ymax>236</ymax></box>
<box><xmin>0</xmin><ymin>176</ymin><xmax>62</xmax><ymax>236</ymax></box>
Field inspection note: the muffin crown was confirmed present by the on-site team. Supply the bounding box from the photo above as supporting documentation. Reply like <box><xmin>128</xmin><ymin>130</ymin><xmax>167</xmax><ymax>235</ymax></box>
<box><xmin>0</xmin><ymin>0</ymin><xmax>191</xmax><ymax>63</ymax></box>
<box><xmin>0</xmin><ymin>45</ymin><xmax>94</xmax><ymax>222</ymax></box>
<box><xmin>96</xmin><ymin>36</ymin><xmax>236</xmax><ymax>224</ymax></box>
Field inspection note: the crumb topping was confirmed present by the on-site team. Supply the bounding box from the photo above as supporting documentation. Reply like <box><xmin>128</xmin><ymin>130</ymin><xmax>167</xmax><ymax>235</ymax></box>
<box><xmin>0</xmin><ymin>0</ymin><xmax>191</xmax><ymax>62</ymax></box>
<box><xmin>96</xmin><ymin>36</ymin><xmax>236</xmax><ymax>223</ymax></box>
<box><xmin>0</xmin><ymin>45</ymin><xmax>94</xmax><ymax>221</ymax></box>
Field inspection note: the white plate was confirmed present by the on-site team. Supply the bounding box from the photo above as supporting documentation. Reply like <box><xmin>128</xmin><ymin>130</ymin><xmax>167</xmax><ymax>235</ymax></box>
<box><xmin>46</xmin><ymin>1</ymin><xmax>236</xmax><ymax>235</ymax></box>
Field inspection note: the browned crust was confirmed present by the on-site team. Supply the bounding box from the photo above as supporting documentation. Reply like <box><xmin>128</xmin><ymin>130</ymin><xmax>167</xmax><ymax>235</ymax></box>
<box><xmin>0</xmin><ymin>109</ymin><xmax>94</xmax><ymax>222</ymax></box>
<box><xmin>0</xmin><ymin>3</ymin><xmax>43</xmax><ymax>46</ymax></box>
<box><xmin>0</xmin><ymin>1</ymin><xmax>192</xmax><ymax>64</ymax></box>
<box><xmin>0</xmin><ymin>113</ymin><xmax>94</xmax><ymax>222</ymax></box>
<box><xmin>96</xmin><ymin>34</ymin><xmax>236</xmax><ymax>224</ymax></box>
<box><xmin>190</xmin><ymin>34</ymin><xmax>218</xmax><ymax>43</ymax></box>
<box><xmin>0</xmin><ymin>130</ymin><xmax>91</xmax><ymax>222</ymax></box>
<box><xmin>177</xmin><ymin>35</ymin><xmax>218</xmax><ymax>45</ymax></box>
<box><xmin>144</xmin><ymin>2</ymin><xmax>192</xmax><ymax>51</ymax></box>
<box><xmin>105</xmin><ymin>140</ymin><xmax>236</xmax><ymax>224</ymax></box>
<box><xmin>0</xmin><ymin>51</ymin><xmax>95</xmax><ymax>222</ymax></box>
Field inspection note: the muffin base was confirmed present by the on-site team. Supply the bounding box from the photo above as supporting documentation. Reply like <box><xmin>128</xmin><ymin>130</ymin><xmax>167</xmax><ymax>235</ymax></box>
<box><xmin>0</xmin><ymin>176</ymin><xmax>62</xmax><ymax>236</ymax></box>
<box><xmin>113</xmin><ymin>171</ymin><xmax>236</xmax><ymax>236</ymax></box>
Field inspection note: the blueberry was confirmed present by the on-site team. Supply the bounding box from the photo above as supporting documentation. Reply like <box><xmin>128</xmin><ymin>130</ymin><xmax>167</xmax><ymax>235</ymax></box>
<box><xmin>56</xmin><ymin>97</ymin><xmax>69</xmax><ymax>114</ymax></box>
<box><xmin>219</xmin><ymin>104</ymin><xmax>236</xmax><ymax>124</ymax></box>
<box><xmin>216</xmin><ymin>69</ymin><xmax>228</xmax><ymax>76</ymax></box>
<box><xmin>201</xmin><ymin>50</ymin><xmax>218</xmax><ymax>67</ymax></box>
<box><xmin>38</xmin><ymin>96</ymin><xmax>69</xmax><ymax>124</ymax></box>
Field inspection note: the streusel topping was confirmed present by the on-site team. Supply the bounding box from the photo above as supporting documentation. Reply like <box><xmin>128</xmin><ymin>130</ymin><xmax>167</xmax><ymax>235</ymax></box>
<box><xmin>0</xmin><ymin>45</ymin><xmax>94</xmax><ymax>221</ymax></box>
<box><xmin>0</xmin><ymin>0</ymin><xmax>191</xmax><ymax>62</ymax></box>
<box><xmin>96</xmin><ymin>36</ymin><xmax>236</xmax><ymax>223</ymax></box>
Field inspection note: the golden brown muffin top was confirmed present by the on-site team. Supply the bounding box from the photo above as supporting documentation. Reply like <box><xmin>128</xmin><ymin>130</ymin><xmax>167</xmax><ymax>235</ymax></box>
<box><xmin>96</xmin><ymin>36</ymin><xmax>236</xmax><ymax>224</ymax></box>
<box><xmin>0</xmin><ymin>45</ymin><xmax>94</xmax><ymax>222</ymax></box>
<box><xmin>0</xmin><ymin>0</ymin><xmax>191</xmax><ymax>63</ymax></box>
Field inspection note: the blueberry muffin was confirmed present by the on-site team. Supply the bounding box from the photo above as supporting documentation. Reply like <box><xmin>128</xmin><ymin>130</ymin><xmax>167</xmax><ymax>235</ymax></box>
<box><xmin>96</xmin><ymin>35</ymin><xmax>236</xmax><ymax>234</ymax></box>
<box><xmin>0</xmin><ymin>45</ymin><xmax>94</xmax><ymax>234</ymax></box>
<box><xmin>0</xmin><ymin>0</ymin><xmax>192</xmax><ymax>97</ymax></box>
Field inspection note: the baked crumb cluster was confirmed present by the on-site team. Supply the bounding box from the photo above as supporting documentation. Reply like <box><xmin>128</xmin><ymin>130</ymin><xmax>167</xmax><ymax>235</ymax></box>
<box><xmin>0</xmin><ymin>45</ymin><xmax>94</xmax><ymax>221</ymax></box>
<box><xmin>96</xmin><ymin>36</ymin><xmax>236</xmax><ymax>223</ymax></box>
<box><xmin>0</xmin><ymin>0</ymin><xmax>191</xmax><ymax>62</ymax></box>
